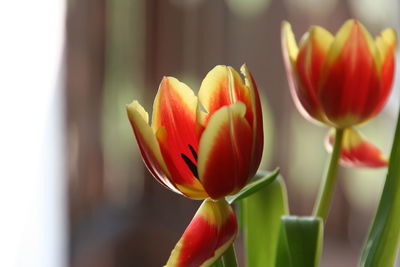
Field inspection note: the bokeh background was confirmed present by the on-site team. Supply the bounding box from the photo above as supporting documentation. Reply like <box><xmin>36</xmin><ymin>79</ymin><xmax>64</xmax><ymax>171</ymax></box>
<box><xmin>65</xmin><ymin>0</ymin><xmax>400</xmax><ymax>266</ymax></box>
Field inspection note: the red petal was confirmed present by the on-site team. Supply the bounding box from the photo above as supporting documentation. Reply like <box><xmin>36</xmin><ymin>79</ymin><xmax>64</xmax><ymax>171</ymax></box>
<box><xmin>295</xmin><ymin>26</ymin><xmax>334</xmax><ymax>123</ymax></box>
<box><xmin>319</xmin><ymin>20</ymin><xmax>381</xmax><ymax>127</ymax></box>
<box><xmin>325</xmin><ymin>128</ymin><xmax>388</xmax><ymax>168</ymax></box>
<box><xmin>165</xmin><ymin>199</ymin><xmax>237</xmax><ymax>267</ymax></box>
<box><xmin>126</xmin><ymin>101</ymin><xmax>180</xmax><ymax>194</ymax></box>
<box><xmin>281</xmin><ymin>21</ymin><xmax>326</xmax><ymax>124</ymax></box>
<box><xmin>197</xmin><ymin>65</ymin><xmax>254</xmax><ymax>128</ymax></box>
<box><xmin>374</xmin><ymin>28</ymin><xmax>397</xmax><ymax>115</ymax></box>
<box><xmin>240</xmin><ymin>64</ymin><xmax>264</xmax><ymax>177</ymax></box>
<box><xmin>198</xmin><ymin>102</ymin><xmax>253</xmax><ymax>199</ymax></box>
<box><xmin>152</xmin><ymin>77</ymin><xmax>208</xmax><ymax>199</ymax></box>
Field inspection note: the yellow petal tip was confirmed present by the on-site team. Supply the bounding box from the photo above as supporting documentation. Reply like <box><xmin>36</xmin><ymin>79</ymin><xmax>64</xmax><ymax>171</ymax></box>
<box><xmin>126</xmin><ymin>100</ymin><xmax>149</xmax><ymax>124</ymax></box>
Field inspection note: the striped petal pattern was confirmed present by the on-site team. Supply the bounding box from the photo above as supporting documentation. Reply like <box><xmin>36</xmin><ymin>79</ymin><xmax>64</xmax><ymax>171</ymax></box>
<box><xmin>295</xmin><ymin>25</ymin><xmax>333</xmax><ymax>123</ymax></box>
<box><xmin>282</xmin><ymin>21</ymin><xmax>324</xmax><ymax>124</ymax></box>
<box><xmin>152</xmin><ymin>77</ymin><xmax>208</xmax><ymax>199</ymax></box>
<box><xmin>126</xmin><ymin>64</ymin><xmax>263</xmax><ymax>200</ymax></box>
<box><xmin>198</xmin><ymin>102</ymin><xmax>253</xmax><ymax>199</ymax></box>
<box><xmin>197</xmin><ymin>66</ymin><xmax>254</xmax><ymax>127</ymax></box>
<box><xmin>282</xmin><ymin>20</ymin><xmax>397</xmax><ymax>128</ymax></box>
<box><xmin>325</xmin><ymin>128</ymin><xmax>388</xmax><ymax>168</ymax></box>
<box><xmin>126</xmin><ymin>101</ymin><xmax>180</xmax><ymax>194</ymax></box>
<box><xmin>319</xmin><ymin>20</ymin><xmax>380</xmax><ymax>127</ymax></box>
<box><xmin>165</xmin><ymin>199</ymin><xmax>237</xmax><ymax>267</ymax></box>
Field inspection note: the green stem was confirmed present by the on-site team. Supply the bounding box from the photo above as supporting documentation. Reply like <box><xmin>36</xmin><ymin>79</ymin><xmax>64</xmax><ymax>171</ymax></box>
<box><xmin>222</xmin><ymin>244</ymin><xmax>238</xmax><ymax>267</ymax></box>
<box><xmin>313</xmin><ymin>128</ymin><xmax>344</xmax><ymax>221</ymax></box>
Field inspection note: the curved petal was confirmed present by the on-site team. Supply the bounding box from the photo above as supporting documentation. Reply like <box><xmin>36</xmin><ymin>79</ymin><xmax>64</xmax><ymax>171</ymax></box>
<box><xmin>198</xmin><ymin>102</ymin><xmax>253</xmax><ymax>200</ymax></box>
<box><xmin>165</xmin><ymin>199</ymin><xmax>237</xmax><ymax>267</ymax></box>
<box><xmin>319</xmin><ymin>20</ymin><xmax>381</xmax><ymax>127</ymax></box>
<box><xmin>375</xmin><ymin>28</ymin><xmax>397</xmax><ymax>65</ymax></box>
<box><xmin>281</xmin><ymin>21</ymin><xmax>324</xmax><ymax>124</ymax></box>
<box><xmin>126</xmin><ymin>101</ymin><xmax>180</xmax><ymax>194</ymax></box>
<box><xmin>156</xmin><ymin>127</ymin><xmax>208</xmax><ymax>199</ymax></box>
<box><xmin>240</xmin><ymin>64</ymin><xmax>264</xmax><ymax>177</ymax></box>
<box><xmin>295</xmin><ymin>25</ymin><xmax>334</xmax><ymax>123</ymax></box>
<box><xmin>373</xmin><ymin>28</ymin><xmax>397</xmax><ymax>115</ymax></box>
<box><xmin>197</xmin><ymin>65</ymin><xmax>253</xmax><ymax>128</ymax></box>
<box><xmin>281</xmin><ymin>21</ymin><xmax>299</xmax><ymax>64</ymax></box>
<box><xmin>152</xmin><ymin>77</ymin><xmax>208</xmax><ymax>199</ymax></box>
<box><xmin>325</xmin><ymin>128</ymin><xmax>388</xmax><ymax>168</ymax></box>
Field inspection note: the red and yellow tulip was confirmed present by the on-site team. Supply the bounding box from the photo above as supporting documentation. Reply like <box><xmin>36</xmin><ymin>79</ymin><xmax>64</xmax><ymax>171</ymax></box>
<box><xmin>127</xmin><ymin>64</ymin><xmax>263</xmax><ymax>200</ymax></box>
<box><xmin>282</xmin><ymin>20</ymin><xmax>397</xmax><ymax>167</ymax></box>
<box><xmin>127</xmin><ymin>64</ymin><xmax>263</xmax><ymax>266</ymax></box>
<box><xmin>165</xmin><ymin>199</ymin><xmax>237</xmax><ymax>267</ymax></box>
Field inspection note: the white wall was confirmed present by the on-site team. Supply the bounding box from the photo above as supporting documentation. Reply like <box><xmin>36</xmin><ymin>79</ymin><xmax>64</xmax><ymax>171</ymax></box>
<box><xmin>0</xmin><ymin>1</ymin><xmax>66</xmax><ymax>267</ymax></box>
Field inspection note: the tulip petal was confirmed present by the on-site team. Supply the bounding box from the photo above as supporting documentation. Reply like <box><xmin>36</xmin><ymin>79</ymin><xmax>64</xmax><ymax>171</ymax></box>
<box><xmin>281</xmin><ymin>21</ymin><xmax>299</xmax><ymax>64</ymax></box>
<box><xmin>126</xmin><ymin>101</ymin><xmax>180</xmax><ymax>194</ymax></box>
<box><xmin>198</xmin><ymin>102</ymin><xmax>253</xmax><ymax>199</ymax></box>
<box><xmin>281</xmin><ymin>21</ymin><xmax>324</xmax><ymax>124</ymax></box>
<box><xmin>376</xmin><ymin>28</ymin><xmax>397</xmax><ymax>61</ymax></box>
<box><xmin>374</xmin><ymin>28</ymin><xmax>397</xmax><ymax>114</ymax></box>
<box><xmin>296</xmin><ymin>26</ymin><xmax>334</xmax><ymax>92</ymax></box>
<box><xmin>152</xmin><ymin>77</ymin><xmax>208</xmax><ymax>199</ymax></box>
<box><xmin>197</xmin><ymin>65</ymin><xmax>254</xmax><ymax>128</ymax></box>
<box><xmin>319</xmin><ymin>20</ymin><xmax>381</xmax><ymax>127</ymax></box>
<box><xmin>325</xmin><ymin>128</ymin><xmax>388</xmax><ymax>168</ymax></box>
<box><xmin>165</xmin><ymin>198</ymin><xmax>237</xmax><ymax>267</ymax></box>
<box><xmin>240</xmin><ymin>64</ymin><xmax>264</xmax><ymax>177</ymax></box>
<box><xmin>295</xmin><ymin>26</ymin><xmax>334</xmax><ymax>123</ymax></box>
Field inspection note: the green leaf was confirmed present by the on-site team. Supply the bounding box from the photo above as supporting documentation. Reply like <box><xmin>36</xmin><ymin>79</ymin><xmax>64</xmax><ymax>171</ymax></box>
<box><xmin>226</xmin><ymin>168</ymin><xmax>280</xmax><ymax>204</ymax></box>
<box><xmin>275</xmin><ymin>216</ymin><xmax>323</xmax><ymax>267</ymax></box>
<box><xmin>360</xmin><ymin>110</ymin><xmax>400</xmax><ymax>266</ymax></box>
<box><xmin>242</xmin><ymin>176</ymin><xmax>289</xmax><ymax>267</ymax></box>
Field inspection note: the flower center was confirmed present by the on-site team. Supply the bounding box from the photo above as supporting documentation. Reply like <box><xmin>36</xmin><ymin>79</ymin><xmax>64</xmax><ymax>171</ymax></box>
<box><xmin>181</xmin><ymin>144</ymin><xmax>199</xmax><ymax>179</ymax></box>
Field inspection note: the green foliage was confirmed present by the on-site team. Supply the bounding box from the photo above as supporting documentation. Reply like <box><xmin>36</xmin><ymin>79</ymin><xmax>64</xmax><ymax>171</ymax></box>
<box><xmin>360</xmin><ymin>111</ymin><xmax>400</xmax><ymax>266</ymax></box>
<box><xmin>242</xmin><ymin>176</ymin><xmax>289</xmax><ymax>267</ymax></box>
<box><xmin>275</xmin><ymin>216</ymin><xmax>323</xmax><ymax>267</ymax></box>
<box><xmin>226</xmin><ymin>168</ymin><xmax>280</xmax><ymax>204</ymax></box>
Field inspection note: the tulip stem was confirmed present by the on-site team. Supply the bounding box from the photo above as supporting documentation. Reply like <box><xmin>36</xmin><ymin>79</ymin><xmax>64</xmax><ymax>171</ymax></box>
<box><xmin>313</xmin><ymin>128</ymin><xmax>344</xmax><ymax>221</ymax></box>
<box><xmin>222</xmin><ymin>244</ymin><xmax>238</xmax><ymax>267</ymax></box>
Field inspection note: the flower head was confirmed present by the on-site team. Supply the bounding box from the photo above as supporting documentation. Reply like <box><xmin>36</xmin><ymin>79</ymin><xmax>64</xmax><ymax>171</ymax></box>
<box><xmin>281</xmin><ymin>20</ymin><xmax>397</xmax><ymax>128</ymax></box>
<box><xmin>127</xmin><ymin>64</ymin><xmax>263</xmax><ymax>200</ymax></box>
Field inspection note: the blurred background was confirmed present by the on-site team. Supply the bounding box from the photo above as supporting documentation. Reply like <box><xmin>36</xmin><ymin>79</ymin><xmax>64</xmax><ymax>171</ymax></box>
<box><xmin>1</xmin><ymin>0</ymin><xmax>399</xmax><ymax>266</ymax></box>
<box><xmin>66</xmin><ymin>0</ymin><xmax>400</xmax><ymax>266</ymax></box>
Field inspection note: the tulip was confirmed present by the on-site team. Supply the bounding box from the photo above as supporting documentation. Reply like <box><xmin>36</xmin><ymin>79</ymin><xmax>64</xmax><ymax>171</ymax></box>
<box><xmin>282</xmin><ymin>20</ymin><xmax>397</xmax><ymax>168</ymax></box>
<box><xmin>281</xmin><ymin>20</ymin><xmax>397</xmax><ymax>220</ymax></box>
<box><xmin>127</xmin><ymin>64</ymin><xmax>263</xmax><ymax>200</ymax></box>
<box><xmin>282</xmin><ymin>19</ymin><xmax>396</xmax><ymax>128</ymax></box>
<box><xmin>127</xmin><ymin>64</ymin><xmax>263</xmax><ymax>266</ymax></box>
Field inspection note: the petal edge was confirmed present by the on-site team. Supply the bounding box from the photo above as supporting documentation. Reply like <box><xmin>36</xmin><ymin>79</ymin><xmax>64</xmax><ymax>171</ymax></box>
<box><xmin>198</xmin><ymin>102</ymin><xmax>253</xmax><ymax>199</ymax></box>
<box><xmin>325</xmin><ymin>128</ymin><xmax>388</xmax><ymax>168</ymax></box>
<box><xmin>126</xmin><ymin>101</ymin><xmax>180</xmax><ymax>193</ymax></box>
<box><xmin>165</xmin><ymin>199</ymin><xmax>237</xmax><ymax>267</ymax></box>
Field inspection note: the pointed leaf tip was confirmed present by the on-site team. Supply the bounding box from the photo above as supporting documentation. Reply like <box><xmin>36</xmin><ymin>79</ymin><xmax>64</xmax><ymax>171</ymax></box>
<box><xmin>226</xmin><ymin>168</ymin><xmax>280</xmax><ymax>204</ymax></box>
